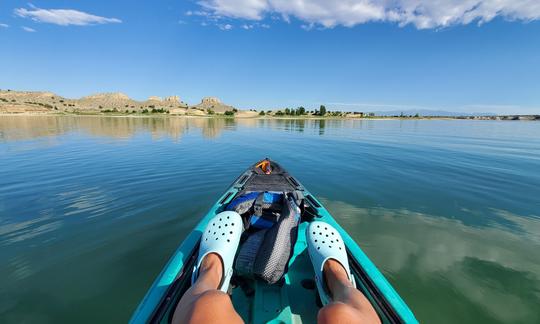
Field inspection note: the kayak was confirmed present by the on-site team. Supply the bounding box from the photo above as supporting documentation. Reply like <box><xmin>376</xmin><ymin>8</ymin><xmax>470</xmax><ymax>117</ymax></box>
<box><xmin>130</xmin><ymin>159</ymin><xmax>418</xmax><ymax>324</ymax></box>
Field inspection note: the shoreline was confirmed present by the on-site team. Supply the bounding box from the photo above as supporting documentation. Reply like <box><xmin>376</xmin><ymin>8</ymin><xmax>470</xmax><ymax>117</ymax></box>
<box><xmin>0</xmin><ymin>112</ymin><xmax>538</xmax><ymax>121</ymax></box>
<box><xmin>2</xmin><ymin>90</ymin><xmax>538</xmax><ymax>121</ymax></box>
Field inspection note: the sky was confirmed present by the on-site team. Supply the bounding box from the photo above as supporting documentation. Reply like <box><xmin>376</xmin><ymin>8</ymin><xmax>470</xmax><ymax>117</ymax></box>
<box><xmin>1</xmin><ymin>0</ymin><xmax>539</xmax><ymax>114</ymax></box>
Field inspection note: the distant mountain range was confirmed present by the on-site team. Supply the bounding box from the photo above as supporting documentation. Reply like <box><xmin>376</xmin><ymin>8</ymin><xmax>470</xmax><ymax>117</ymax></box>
<box><xmin>372</xmin><ymin>110</ymin><xmax>496</xmax><ymax>117</ymax></box>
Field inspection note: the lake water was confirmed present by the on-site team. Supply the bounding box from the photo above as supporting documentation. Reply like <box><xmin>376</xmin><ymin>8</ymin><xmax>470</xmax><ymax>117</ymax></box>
<box><xmin>1</xmin><ymin>115</ymin><xmax>539</xmax><ymax>324</ymax></box>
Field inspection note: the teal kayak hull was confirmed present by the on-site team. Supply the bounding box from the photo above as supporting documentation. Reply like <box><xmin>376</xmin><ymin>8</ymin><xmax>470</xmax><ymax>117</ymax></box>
<box><xmin>130</xmin><ymin>161</ymin><xmax>418</xmax><ymax>324</ymax></box>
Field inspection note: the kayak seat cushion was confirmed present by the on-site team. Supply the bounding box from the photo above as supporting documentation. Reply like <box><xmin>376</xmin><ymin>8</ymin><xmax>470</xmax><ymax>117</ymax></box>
<box><xmin>235</xmin><ymin>228</ymin><xmax>267</xmax><ymax>277</ymax></box>
<box><xmin>234</xmin><ymin>195</ymin><xmax>301</xmax><ymax>284</ymax></box>
<box><xmin>253</xmin><ymin>196</ymin><xmax>301</xmax><ymax>283</ymax></box>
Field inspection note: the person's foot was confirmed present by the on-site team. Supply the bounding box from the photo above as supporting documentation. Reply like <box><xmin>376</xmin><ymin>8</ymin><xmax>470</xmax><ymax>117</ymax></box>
<box><xmin>198</xmin><ymin>253</ymin><xmax>223</xmax><ymax>289</ymax></box>
<box><xmin>323</xmin><ymin>259</ymin><xmax>353</xmax><ymax>300</ymax></box>
<box><xmin>319</xmin><ymin>259</ymin><xmax>381</xmax><ymax>324</ymax></box>
<box><xmin>306</xmin><ymin>222</ymin><xmax>381</xmax><ymax>323</ymax></box>
<box><xmin>191</xmin><ymin>211</ymin><xmax>243</xmax><ymax>293</ymax></box>
<box><xmin>306</xmin><ymin>221</ymin><xmax>355</xmax><ymax>305</ymax></box>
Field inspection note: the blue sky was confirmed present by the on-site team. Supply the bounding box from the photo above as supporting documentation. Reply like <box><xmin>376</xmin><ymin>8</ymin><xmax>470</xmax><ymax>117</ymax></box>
<box><xmin>1</xmin><ymin>0</ymin><xmax>539</xmax><ymax>114</ymax></box>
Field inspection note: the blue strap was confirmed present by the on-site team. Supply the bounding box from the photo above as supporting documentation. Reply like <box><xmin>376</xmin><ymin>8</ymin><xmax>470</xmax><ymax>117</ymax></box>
<box><xmin>250</xmin><ymin>215</ymin><xmax>275</xmax><ymax>229</ymax></box>
<box><xmin>263</xmin><ymin>192</ymin><xmax>282</xmax><ymax>203</ymax></box>
<box><xmin>226</xmin><ymin>192</ymin><xmax>260</xmax><ymax>211</ymax></box>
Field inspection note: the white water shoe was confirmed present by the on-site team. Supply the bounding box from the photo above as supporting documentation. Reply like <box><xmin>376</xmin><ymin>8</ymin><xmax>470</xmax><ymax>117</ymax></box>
<box><xmin>306</xmin><ymin>221</ymin><xmax>356</xmax><ymax>305</ymax></box>
<box><xmin>192</xmin><ymin>211</ymin><xmax>243</xmax><ymax>293</ymax></box>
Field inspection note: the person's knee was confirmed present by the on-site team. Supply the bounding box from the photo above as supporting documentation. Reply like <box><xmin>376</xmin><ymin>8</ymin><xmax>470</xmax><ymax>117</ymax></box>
<box><xmin>318</xmin><ymin>303</ymin><xmax>360</xmax><ymax>324</ymax></box>
<box><xmin>194</xmin><ymin>290</ymin><xmax>230</xmax><ymax>307</ymax></box>
<box><xmin>174</xmin><ymin>290</ymin><xmax>242</xmax><ymax>324</ymax></box>
<box><xmin>190</xmin><ymin>290</ymin><xmax>243</xmax><ymax>323</ymax></box>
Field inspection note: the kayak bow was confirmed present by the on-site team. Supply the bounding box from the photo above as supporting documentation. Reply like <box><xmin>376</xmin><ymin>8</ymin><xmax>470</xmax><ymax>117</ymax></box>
<box><xmin>131</xmin><ymin>159</ymin><xmax>418</xmax><ymax>324</ymax></box>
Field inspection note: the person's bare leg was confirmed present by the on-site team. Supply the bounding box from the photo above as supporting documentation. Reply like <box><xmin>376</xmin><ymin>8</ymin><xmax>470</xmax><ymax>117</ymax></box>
<box><xmin>318</xmin><ymin>259</ymin><xmax>381</xmax><ymax>324</ymax></box>
<box><xmin>172</xmin><ymin>253</ymin><xmax>243</xmax><ymax>324</ymax></box>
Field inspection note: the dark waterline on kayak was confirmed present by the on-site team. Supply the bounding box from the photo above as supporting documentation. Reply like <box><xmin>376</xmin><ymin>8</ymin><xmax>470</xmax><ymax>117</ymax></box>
<box><xmin>0</xmin><ymin>115</ymin><xmax>539</xmax><ymax>324</ymax></box>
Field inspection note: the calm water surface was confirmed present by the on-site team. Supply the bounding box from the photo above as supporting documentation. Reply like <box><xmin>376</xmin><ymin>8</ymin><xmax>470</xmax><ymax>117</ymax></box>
<box><xmin>1</xmin><ymin>116</ymin><xmax>539</xmax><ymax>324</ymax></box>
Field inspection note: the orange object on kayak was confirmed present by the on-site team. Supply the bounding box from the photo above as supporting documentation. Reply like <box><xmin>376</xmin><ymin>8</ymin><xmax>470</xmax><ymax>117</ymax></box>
<box><xmin>256</xmin><ymin>160</ymin><xmax>272</xmax><ymax>174</ymax></box>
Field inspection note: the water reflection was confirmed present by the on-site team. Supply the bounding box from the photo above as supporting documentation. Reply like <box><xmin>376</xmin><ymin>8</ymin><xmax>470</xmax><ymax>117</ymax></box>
<box><xmin>0</xmin><ymin>116</ymin><xmax>238</xmax><ymax>141</ymax></box>
<box><xmin>0</xmin><ymin>116</ymin><xmax>371</xmax><ymax>141</ymax></box>
<box><xmin>3</xmin><ymin>116</ymin><xmax>540</xmax><ymax>144</ymax></box>
<box><xmin>318</xmin><ymin>119</ymin><xmax>325</xmax><ymax>135</ymax></box>
<box><xmin>322</xmin><ymin>199</ymin><xmax>540</xmax><ymax>324</ymax></box>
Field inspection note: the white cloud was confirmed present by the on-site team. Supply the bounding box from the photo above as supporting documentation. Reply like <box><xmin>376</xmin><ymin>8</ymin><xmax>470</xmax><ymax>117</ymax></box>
<box><xmin>241</xmin><ymin>22</ymin><xmax>270</xmax><ymax>29</ymax></box>
<box><xmin>186</xmin><ymin>10</ymin><xmax>211</xmax><ymax>17</ymax></box>
<box><xmin>22</xmin><ymin>26</ymin><xmax>36</xmax><ymax>32</ymax></box>
<box><xmin>0</xmin><ymin>23</ymin><xmax>9</xmax><ymax>28</ymax></box>
<box><xmin>187</xmin><ymin>6</ymin><xmax>272</xmax><ymax>30</ymax></box>
<box><xmin>300</xmin><ymin>23</ymin><xmax>315</xmax><ymax>31</ymax></box>
<box><xmin>196</xmin><ymin>0</ymin><xmax>540</xmax><ymax>29</ymax></box>
<box><xmin>199</xmin><ymin>0</ymin><xmax>269</xmax><ymax>20</ymax></box>
<box><xmin>14</xmin><ymin>5</ymin><xmax>122</xmax><ymax>26</ymax></box>
<box><xmin>218</xmin><ymin>23</ymin><xmax>233</xmax><ymax>30</ymax></box>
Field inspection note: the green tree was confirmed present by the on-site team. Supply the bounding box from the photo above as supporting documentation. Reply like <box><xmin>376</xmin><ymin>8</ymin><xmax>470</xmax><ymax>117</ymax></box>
<box><xmin>207</xmin><ymin>109</ymin><xmax>215</xmax><ymax>115</ymax></box>
<box><xmin>259</xmin><ymin>111</ymin><xmax>266</xmax><ymax>116</ymax></box>
<box><xmin>285</xmin><ymin>108</ymin><xmax>291</xmax><ymax>115</ymax></box>
<box><xmin>320</xmin><ymin>105</ymin><xmax>327</xmax><ymax>116</ymax></box>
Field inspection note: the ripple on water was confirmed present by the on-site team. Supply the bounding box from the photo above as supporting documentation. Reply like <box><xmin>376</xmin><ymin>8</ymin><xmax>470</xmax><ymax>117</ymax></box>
<box><xmin>1</xmin><ymin>116</ymin><xmax>539</xmax><ymax>324</ymax></box>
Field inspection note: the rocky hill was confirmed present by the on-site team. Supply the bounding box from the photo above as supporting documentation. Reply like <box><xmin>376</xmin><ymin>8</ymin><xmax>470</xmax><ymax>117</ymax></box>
<box><xmin>0</xmin><ymin>90</ymin><xmax>229</xmax><ymax>114</ymax></box>
<box><xmin>193</xmin><ymin>97</ymin><xmax>235</xmax><ymax>113</ymax></box>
